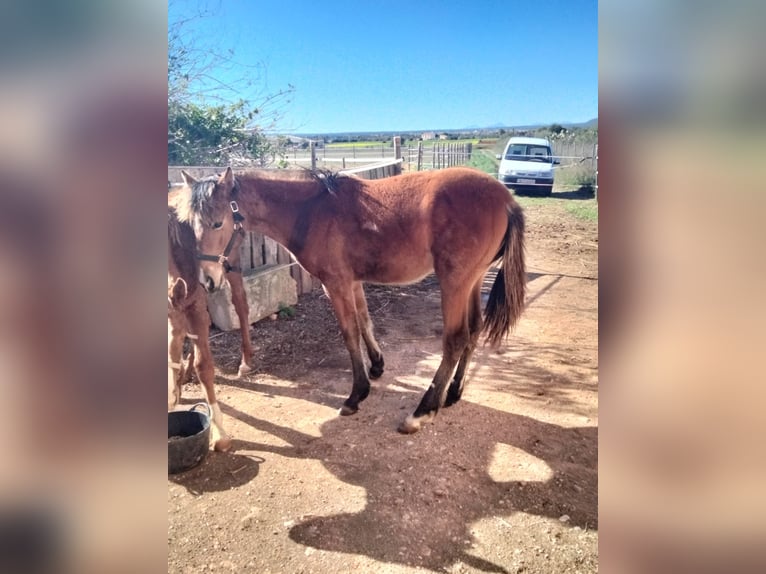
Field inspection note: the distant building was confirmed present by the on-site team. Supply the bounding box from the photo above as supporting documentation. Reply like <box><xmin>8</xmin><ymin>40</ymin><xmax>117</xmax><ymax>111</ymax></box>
<box><xmin>421</xmin><ymin>131</ymin><xmax>436</xmax><ymax>140</ymax></box>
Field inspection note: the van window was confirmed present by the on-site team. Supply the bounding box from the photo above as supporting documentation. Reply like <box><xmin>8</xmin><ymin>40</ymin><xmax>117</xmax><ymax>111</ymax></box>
<box><xmin>504</xmin><ymin>144</ymin><xmax>552</xmax><ymax>163</ymax></box>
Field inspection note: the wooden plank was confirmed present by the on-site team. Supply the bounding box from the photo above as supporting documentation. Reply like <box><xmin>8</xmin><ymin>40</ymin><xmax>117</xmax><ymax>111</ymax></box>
<box><xmin>239</xmin><ymin>232</ymin><xmax>253</xmax><ymax>271</ymax></box>
<box><xmin>300</xmin><ymin>266</ymin><xmax>314</xmax><ymax>294</ymax></box>
<box><xmin>276</xmin><ymin>244</ymin><xmax>290</xmax><ymax>265</ymax></box>
<box><xmin>252</xmin><ymin>233</ymin><xmax>265</xmax><ymax>267</ymax></box>
<box><xmin>291</xmin><ymin>264</ymin><xmax>303</xmax><ymax>293</ymax></box>
<box><xmin>264</xmin><ymin>237</ymin><xmax>278</xmax><ymax>265</ymax></box>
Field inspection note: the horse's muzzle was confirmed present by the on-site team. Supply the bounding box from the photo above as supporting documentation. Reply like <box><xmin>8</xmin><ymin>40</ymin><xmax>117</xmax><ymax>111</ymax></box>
<box><xmin>203</xmin><ymin>275</ymin><xmax>217</xmax><ymax>293</ymax></box>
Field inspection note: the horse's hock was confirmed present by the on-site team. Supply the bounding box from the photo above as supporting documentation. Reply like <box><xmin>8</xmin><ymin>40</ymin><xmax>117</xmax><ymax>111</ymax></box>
<box><xmin>206</xmin><ymin>264</ymin><xmax>298</xmax><ymax>330</ymax></box>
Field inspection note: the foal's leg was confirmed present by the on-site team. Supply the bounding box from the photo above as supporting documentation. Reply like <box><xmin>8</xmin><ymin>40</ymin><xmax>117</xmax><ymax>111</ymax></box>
<box><xmin>352</xmin><ymin>282</ymin><xmax>385</xmax><ymax>379</ymax></box>
<box><xmin>168</xmin><ymin>320</ymin><xmax>185</xmax><ymax>410</ymax></box>
<box><xmin>446</xmin><ymin>280</ymin><xmax>483</xmax><ymax>407</ymax></box>
<box><xmin>188</xmin><ymin>304</ymin><xmax>231</xmax><ymax>452</ymax></box>
<box><xmin>325</xmin><ymin>280</ymin><xmax>371</xmax><ymax>416</ymax></box>
<box><xmin>183</xmin><ymin>344</ymin><xmax>195</xmax><ymax>383</ymax></box>
<box><xmin>399</xmin><ymin>285</ymin><xmax>472</xmax><ymax>434</ymax></box>
<box><xmin>228</xmin><ymin>271</ymin><xmax>254</xmax><ymax>376</ymax></box>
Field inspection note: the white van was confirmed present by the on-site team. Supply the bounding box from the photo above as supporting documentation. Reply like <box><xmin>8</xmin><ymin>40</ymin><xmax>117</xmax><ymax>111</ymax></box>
<box><xmin>496</xmin><ymin>136</ymin><xmax>558</xmax><ymax>196</ymax></box>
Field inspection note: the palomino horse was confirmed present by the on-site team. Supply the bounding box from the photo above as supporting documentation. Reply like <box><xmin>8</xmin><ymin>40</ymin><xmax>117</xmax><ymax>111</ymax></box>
<box><xmin>177</xmin><ymin>166</ymin><xmax>525</xmax><ymax>434</ymax></box>
<box><xmin>168</xmin><ymin>203</ymin><xmax>231</xmax><ymax>451</ymax></box>
<box><xmin>169</xmin><ymin>187</ymin><xmax>254</xmax><ymax>376</ymax></box>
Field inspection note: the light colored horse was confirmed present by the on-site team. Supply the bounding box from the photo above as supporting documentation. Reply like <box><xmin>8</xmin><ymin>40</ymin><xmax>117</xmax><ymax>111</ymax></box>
<box><xmin>170</xmin><ymin>186</ymin><xmax>254</xmax><ymax>376</ymax></box>
<box><xmin>167</xmin><ymin>204</ymin><xmax>230</xmax><ymax>451</ymax></box>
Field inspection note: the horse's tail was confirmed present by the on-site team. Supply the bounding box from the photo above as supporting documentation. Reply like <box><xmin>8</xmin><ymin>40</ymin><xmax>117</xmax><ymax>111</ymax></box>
<box><xmin>483</xmin><ymin>203</ymin><xmax>526</xmax><ymax>346</ymax></box>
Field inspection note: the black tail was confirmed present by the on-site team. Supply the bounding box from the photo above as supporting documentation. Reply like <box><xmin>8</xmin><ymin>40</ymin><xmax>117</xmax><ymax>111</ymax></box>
<box><xmin>483</xmin><ymin>204</ymin><xmax>526</xmax><ymax>346</ymax></box>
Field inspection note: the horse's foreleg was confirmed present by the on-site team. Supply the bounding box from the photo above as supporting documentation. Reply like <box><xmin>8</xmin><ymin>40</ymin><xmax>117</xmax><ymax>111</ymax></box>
<box><xmin>326</xmin><ymin>281</ymin><xmax>370</xmax><ymax>416</ymax></box>
<box><xmin>446</xmin><ymin>280</ymin><xmax>483</xmax><ymax>407</ymax></box>
<box><xmin>228</xmin><ymin>271</ymin><xmax>254</xmax><ymax>376</ymax></box>
<box><xmin>352</xmin><ymin>282</ymin><xmax>384</xmax><ymax>379</ymax></box>
<box><xmin>189</xmin><ymin>305</ymin><xmax>231</xmax><ymax>452</ymax></box>
<box><xmin>399</xmin><ymin>286</ymin><xmax>471</xmax><ymax>434</ymax></box>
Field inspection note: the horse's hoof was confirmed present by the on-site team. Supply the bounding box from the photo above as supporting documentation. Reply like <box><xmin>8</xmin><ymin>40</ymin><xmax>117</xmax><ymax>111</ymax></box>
<box><xmin>213</xmin><ymin>436</ymin><xmax>232</xmax><ymax>452</ymax></box>
<box><xmin>397</xmin><ymin>415</ymin><xmax>421</xmax><ymax>434</ymax></box>
<box><xmin>369</xmin><ymin>364</ymin><xmax>384</xmax><ymax>380</ymax></box>
<box><xmin>339</xmin><ymin>404</ymin><xmax>358</xmax><ymax>416</ymax></box>
<box><xmin>444</xmin><ymin>388</ymin><xmax>462</xmax><ymax>408</ymax></box>
<box><xmin>237</xmin><ymin>363</ymin><xmax>253</xmax><ymax>376</ymax></box>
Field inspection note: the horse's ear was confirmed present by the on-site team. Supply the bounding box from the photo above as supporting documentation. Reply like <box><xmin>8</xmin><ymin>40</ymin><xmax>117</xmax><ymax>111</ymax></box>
<box><xmin>169</xmin><ymin>277</ymin><xmax>188</xmax><ymax>307</ymax></box>
<box><xmin>181</xmin><ymin>170</ymin><xmax>197</xmax><ymax>187</ymax></box>
<box><xmin>218</xmin><ymin>167</ymin><xmax>234</xmax><ymax>187</ymax></box>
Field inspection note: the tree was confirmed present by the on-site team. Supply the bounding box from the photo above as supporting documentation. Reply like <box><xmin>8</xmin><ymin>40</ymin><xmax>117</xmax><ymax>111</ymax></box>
<box><xmin>548</xmin><ymin>123</ymin><xmax>566</xmax><ymax>135</ymax></box>
<box><xmin>168</xmin><ymin>2</ymin><xmax>294</xmax><ymax>166</ymax></box>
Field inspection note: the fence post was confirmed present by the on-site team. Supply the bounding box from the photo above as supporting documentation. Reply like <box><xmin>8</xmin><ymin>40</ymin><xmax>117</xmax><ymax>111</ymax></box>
<box><xmin>310</xmin><ymin>141</ymin><xmax>317</xmax><ymax>170</ymax></box>
<box><xmin>393</xmin><ymin>136</ymin><xmax>401</xmax><ymax>160</ymax></box>
<box><xmin>594</xmin><ymin>143</ymin><xmax>598</xmax><ymax>203</ymax></box>
<box><xmin>417</xmin><ymin>142</ymin><xmax>423</xmax><ymax>171</ymax></box>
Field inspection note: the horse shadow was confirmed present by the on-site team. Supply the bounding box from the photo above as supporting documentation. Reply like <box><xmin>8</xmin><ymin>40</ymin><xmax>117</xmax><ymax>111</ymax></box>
<box><xmin>220</xmin><ymin>372</ymin><xmax>597</xmax><ymax>573</ymax></box>
<box><xmin>169</xmin><ymin>399</ymin><xmax>267</xmax><ymax>494</ymax></box>
<box><xmin>168</xmin><ymin>448</ymin><xmax>265</xmax><ymax>494</ymax></box>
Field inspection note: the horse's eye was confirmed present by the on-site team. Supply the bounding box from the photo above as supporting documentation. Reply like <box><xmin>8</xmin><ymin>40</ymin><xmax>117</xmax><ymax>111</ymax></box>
<box><xmin>212</xmin><ymin>222</ymin><xmax>223</xmax><ymax>230</ymax></box>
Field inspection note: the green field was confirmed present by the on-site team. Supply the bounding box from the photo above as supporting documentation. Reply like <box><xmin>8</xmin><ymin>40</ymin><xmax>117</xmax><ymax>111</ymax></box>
<box><xmin>514</xmin><ymin>195</ymin><xmax>598</xmax><ymax>222</ymax></box>
<box><xmin>466</xmin><ymin>148</ymin><xmax>499</xmax><ymax>174</ymax></box>
<box><xmin>325</xmin><ymin>141</ymin><xmax>391</xmax><ymax>148</ymax></box>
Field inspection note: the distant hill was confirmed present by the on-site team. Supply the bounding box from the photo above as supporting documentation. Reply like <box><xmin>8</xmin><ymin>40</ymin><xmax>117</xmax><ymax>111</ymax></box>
<box><xmin>571</xmin><ymin>117</ymin><xmax>597</xmax><ymax>128</ymax></box>
<box><xmin>287</xmin><ymin>117</ymin><xmax>597</xmax><ymax>140</ymax></box>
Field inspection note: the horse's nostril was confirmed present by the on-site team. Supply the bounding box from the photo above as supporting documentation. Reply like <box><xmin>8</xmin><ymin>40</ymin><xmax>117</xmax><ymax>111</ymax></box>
<box><xmin>205</xmin><ymin>276</ymin><xmax>215</xmax><ymax>292</ymax></box>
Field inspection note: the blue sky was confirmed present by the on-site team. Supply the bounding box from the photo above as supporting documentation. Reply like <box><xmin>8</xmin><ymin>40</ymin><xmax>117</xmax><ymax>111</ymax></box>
<box><xmin>169</xmin><ymin>0</ymin><xmax>597</xmax><ymax>134</ymax></box>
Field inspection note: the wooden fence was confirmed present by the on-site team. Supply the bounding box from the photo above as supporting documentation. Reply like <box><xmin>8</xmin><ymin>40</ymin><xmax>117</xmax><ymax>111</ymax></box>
<box><xmin>406</xmin><ymin>142</ymin><xmax>473</xmax><ymax>171</ymax></box>
<box><xmin>284</xmin><ymin>137</ymin><xmax>472</xmax><ymax>172</ymax></box>
<box><xmin>340</xmin><ymin>158</ymin><xmax>402</xmax><ymax>179</ymax></box>
<box><xmin>168</xmin><ymin>161</ymin><xmax>403</xmax><ymax>295</ymax></box>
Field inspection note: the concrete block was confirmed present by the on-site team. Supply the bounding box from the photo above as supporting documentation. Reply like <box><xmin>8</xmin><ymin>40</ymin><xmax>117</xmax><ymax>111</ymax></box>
<box><xmin>206</xmin><ymin>264</ymin><xmax>298</xmax><ymax>331</ymax></box>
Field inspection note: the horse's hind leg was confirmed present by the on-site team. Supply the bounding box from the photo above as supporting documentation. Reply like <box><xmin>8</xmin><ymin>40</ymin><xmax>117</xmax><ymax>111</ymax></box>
<box><xmin>353</xmin><ymin>282</ymin><xmax>384</xmax><ymax>379</ymax></box>
<box><xmin>189</xmin><ymin>304</ymin><xmax>231</xmax><ymax>452</ymax></box>
<box><xmin>399</xmin><ymin>285</ymin><xmax>471</xmax><ymax>434</ymax></box>
<box><xmin>228</xmin><ymin>271</ymin><xmax>255</xmax><ymax>376</ymax></box>
<box><xmin>446</xmin><ymin>280</ymin><xmax>483</xmax><ymax>407</ymax></box>
<box><xmin>325</xmin><ymin>280</ymin><xmax>371</xmax><ymax>415</ymax></box>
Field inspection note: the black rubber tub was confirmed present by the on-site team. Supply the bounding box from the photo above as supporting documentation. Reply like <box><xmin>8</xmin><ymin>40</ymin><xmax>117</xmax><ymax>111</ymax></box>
<box><xmin>168</xmin><ymin>403</ymin><xmax>211</xmax><ymax>474</ymax></box>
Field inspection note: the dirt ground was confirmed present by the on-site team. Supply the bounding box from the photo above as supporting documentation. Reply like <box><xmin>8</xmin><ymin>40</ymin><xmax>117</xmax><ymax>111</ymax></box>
<box><xmin>168</xmin><ymin>194</ymin><xmax>598</xmax><ymax>574</ymax></box>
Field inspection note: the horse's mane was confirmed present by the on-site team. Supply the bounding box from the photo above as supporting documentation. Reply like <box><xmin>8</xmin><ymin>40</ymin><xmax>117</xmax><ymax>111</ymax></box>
<box><xmin>307</xmin><ymin>168</ymin><xmax>344</xmax><ymax>196</ymax></box>
<box><xmin>174</xmin><ymin>169</ymin><xmax>352</xmax><ymax>226</ymax></box>
<box><xmin>184</xmin><ymin>175</ymin><xmax>223</xmax><ymax>226</ymax></box>
<box><xmin>237</xmin><ymin>167</ymin><xmax>347</xmax><ymax>196</ymax></box>
<box><xmin>167</xmin><ymin>205</ymin><xmax>199</xmax><ymax>284</ymax></box>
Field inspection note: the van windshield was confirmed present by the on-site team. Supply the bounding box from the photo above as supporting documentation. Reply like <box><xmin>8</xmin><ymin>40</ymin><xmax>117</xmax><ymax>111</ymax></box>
<box><xmin>504</xmin><ymin>143</ymin><xmax>552</xmax><ymax>163</ymax></box>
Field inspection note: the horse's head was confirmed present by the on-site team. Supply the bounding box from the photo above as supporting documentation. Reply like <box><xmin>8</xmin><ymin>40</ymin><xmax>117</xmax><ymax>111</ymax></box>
<box><xmin>179</xmin><ymin>167</ymin><xmax>240</xmax><ymax>293</ymax></box>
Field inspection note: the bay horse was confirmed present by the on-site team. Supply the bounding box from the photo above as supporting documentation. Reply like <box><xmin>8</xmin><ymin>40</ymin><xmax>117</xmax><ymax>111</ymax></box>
<box><xmin>169</xmin><ymin>187</ymin><xmax>255</xmax><ymax>376</ymax></box>
<box><xmin>167</xmin><ymin>200</ymin><xmax>231</xmax><ymax>451</ymax></box>
<box><xmin>177</xmin><ymin>166</ymin><xmax>525</xmax><ymax>434</ymax></box>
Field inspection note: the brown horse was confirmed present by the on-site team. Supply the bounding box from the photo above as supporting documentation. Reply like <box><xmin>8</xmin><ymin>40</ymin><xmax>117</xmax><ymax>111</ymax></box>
<box><xmin>167</xmin><ymin>203</ymin><xmax>231</xmax><ymax>451</ymax></box>
<box><xmin>177</xmin><ymin>166</ymin><xmax>525</xmax><ymax>433</ymax></box>
<box><xmin>169</xmin><ymin>187</ymin><xmax>254</xmax><ymax>376</ymax></box>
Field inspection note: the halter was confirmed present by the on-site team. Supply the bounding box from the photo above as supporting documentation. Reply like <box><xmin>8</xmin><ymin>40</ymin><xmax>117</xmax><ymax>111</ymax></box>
<box><xmin>196</xmin><ymin>200</ymin><xmax>246</xmax><ymax>274</ymax></box>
